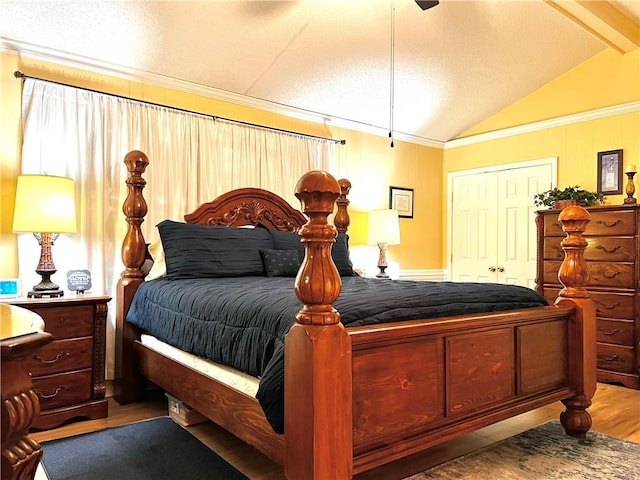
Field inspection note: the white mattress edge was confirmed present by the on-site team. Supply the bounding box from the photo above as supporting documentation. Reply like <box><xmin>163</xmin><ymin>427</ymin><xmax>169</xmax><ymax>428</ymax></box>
<box><xmin>140</xmin><ymin>334</ymin><xmax>260</xmax><ymax>398</ymax></box>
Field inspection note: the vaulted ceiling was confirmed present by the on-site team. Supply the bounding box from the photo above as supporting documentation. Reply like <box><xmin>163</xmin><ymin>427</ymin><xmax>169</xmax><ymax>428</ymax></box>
<box><xmin>1</xmin><ymin>1</ymin><xmax>638</xmax><ymax>146</ymax></box>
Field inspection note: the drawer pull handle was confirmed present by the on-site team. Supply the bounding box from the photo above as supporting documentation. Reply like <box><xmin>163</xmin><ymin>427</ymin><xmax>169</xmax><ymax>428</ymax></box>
<box><xmin>35</xmin><ymin>385</ymin><xmax>67</xmax><ymax>399</ymax></box>
<box><xmin>33</xmin><ymin>352</ymin><xmax>70</xmax><ymax>364</ymax></box>
<box><xmin>595</xmin><ymin>301</ymin><xmax>620</xmax><ymax>310</ymax></box>
<box><xmin>596</xmin><ymin>245</ymin><xmax>623</xmax><ymax>254</ymax></box>
<box><xmin>595</xmin><ymin>219</ymin><xmax>622</xmax><ymax>228</ymax></box>
<box><xmin>601</xmin><ymin>270</ymin><xmax>621</xmax><ymax>279</ymax></box>
<box><xmin>59</xmin><ymin>317</ymin><xmax>71</xmax><ymax>324</ymax></box>
<box><xmin>598</xmin><ymin>328</ymin><xmax>619</xmax><ymax>336</ymax></box>
<box><xmin>598</xmin><ymin>354</ymin><xmax>619</xmax><ymax>362</ymax></box>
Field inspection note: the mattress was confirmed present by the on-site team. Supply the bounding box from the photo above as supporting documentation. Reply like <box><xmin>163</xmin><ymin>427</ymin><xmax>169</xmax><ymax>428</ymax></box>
<box><xmin>127</xmin><ymin>276</ymin><xmax>548</xmax><ymax>433</ymax></box>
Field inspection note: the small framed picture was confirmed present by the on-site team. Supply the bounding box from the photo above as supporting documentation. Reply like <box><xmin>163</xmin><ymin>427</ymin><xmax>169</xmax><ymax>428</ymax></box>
<box><xmin>597</xmin><ymin>149</ymin><xmax>623</xmax><ymax>195</ymax></box>
<box><xmin>389</xmin><ymin>186</ymin><xmax>414</xmax><ymax>218</ymax></box>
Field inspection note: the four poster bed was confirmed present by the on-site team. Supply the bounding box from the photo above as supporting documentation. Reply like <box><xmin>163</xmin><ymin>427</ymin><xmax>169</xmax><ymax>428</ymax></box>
<box><xmin>114</xmin><ymin>150</ymin><xmax>596</xmax><ymax>479</ymax></box>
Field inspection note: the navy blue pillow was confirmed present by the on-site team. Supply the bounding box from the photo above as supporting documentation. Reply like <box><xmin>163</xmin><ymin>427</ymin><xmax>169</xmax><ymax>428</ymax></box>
<box><xmin>333</xmin><ymin>233</ymin><xmax>356</xmax><ymax>276</ymax></box>
<box><xmin>260</xmin><ymin>249</ymin><xmax>302</xmax><ymax>277</ymax></box>
<box><xmin>157</xmin><ymin>220</ymin><xmax>274</xmax><ymax>279</ymax></box>
<box><xmin>269</xmin><ymin>229</ymin><xmax>355</xmax><ymax>276</ymax></box>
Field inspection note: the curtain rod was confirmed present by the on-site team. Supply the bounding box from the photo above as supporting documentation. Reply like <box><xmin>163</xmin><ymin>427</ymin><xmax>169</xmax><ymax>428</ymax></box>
<box><xmin>14</xmin><ymin>70</ymin><xmax>346</xmax><ymax>145</ymax></box>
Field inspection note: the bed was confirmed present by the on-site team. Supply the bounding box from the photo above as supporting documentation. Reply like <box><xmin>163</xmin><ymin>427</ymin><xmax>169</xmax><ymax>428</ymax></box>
<box><xmin>114</xmin><ymin>150</ymin><xmax>597</xmax><ymax>479</ymax></box>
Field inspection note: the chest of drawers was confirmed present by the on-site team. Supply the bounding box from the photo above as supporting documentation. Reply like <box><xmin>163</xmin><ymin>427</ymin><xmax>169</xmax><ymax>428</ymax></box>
<box><xmin>536</xmin><ymin>204</ymin><xmax>639</xmax><ymax>389</ymax></box>
<box><xmin>6</xmin><ymin>295</ymin><xmax>111</xmax><ymax>429</ymax></box>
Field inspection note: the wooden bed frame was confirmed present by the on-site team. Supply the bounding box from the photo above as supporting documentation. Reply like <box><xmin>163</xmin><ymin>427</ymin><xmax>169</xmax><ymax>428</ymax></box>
<box><xmin>114</xmin><ymin>150</ymin><xmax>596</xmax><ymax>479</ymax></box>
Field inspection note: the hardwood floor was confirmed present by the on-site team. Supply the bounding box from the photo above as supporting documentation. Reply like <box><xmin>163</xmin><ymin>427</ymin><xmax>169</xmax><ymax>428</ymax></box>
<box><xmin>31</xmin><ymin>383</ymin><xmax>639</xmax><ymax>480</ymax></box>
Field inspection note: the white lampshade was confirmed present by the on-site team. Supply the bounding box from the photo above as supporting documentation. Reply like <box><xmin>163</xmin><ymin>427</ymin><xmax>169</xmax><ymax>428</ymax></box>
<box><xmin>13</xmin><ymin>175</ymin><xmax>77</xmax><ymax>234</ymax></box>
<box><xmin>367</xmin><ymin>209</ymin><xmax>400</xmax><ymax>246</ymax></box>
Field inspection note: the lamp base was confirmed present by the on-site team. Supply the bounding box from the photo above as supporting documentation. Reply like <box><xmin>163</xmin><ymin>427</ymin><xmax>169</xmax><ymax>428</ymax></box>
<box><xmin>376</xmin><ymin>266</ymin><xmax>389</xmax><ymax>279</ymax></box>
<box><xmin>28</xmin><ymin>289</ymin><xmax>64</xmax><ymax>298</ymax></box>
<box><xmin>28</xmin><ymin>272</ymin><xmax>64</xmax><ymax>298</ymax></box>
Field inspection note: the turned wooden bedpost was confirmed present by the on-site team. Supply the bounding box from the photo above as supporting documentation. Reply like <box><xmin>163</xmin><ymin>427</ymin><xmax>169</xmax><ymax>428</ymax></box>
<box><xmin>555</xmin><ymin>206</ymin><xmax>597</xmax><ymax>438</ymax></box>
<box><xmin>285</xmin><ymin>171</ymin><xmax>353</xmax><ymax>480</ymax></box>
<box><xmin>114</xmin><ymin>150</ymin><xmax>149</xmax><ymax>404</ymax></box>
<box><xmin>335</xmin><ymin>178</ymin><xmax>351</xmax><ymax>234</ymax></box>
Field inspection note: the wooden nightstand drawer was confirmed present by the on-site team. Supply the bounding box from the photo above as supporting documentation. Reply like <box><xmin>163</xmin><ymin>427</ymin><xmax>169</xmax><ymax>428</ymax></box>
<box><xmin>28</xmin><ymin>305</ymin><xmax>94</xmax><ymax>339</ymax></box>
<box><xmin>596</xmin><ymin>344</ymin><xmax>635</xmax><ymax>374</ymax></box>
<box><xmin>27</xmin><ymin>336</ymin><xmax>93</xmax><ymax>376</ymax></box>
<box><xmin>32</xmin><ymin>368</ymin><xmax>92</xmax><ymax>410</ymax></box>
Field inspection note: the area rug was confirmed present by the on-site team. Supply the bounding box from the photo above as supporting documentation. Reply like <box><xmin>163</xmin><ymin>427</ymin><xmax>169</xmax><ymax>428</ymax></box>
<box><xmin>406</xmin><ymin>421</ymin><xmax>640</xmax><ymax>479</ymax></box>
<box><xmin>41</xmin><ymin>416</ymin><xmax>248</xmax><ymax>480</ymax></box>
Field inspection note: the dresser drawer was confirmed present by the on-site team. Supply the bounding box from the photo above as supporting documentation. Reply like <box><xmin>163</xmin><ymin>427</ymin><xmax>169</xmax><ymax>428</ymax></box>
<box><xmin>29</xmin><ymin>305</ymin><xmax>94</xmax><ymax>339</ymax></box>
<box><xmin>32</xmin><ymin>368</ymin><xmax>93</xmax><ymax>410</ymax></box>
<box><xmin>597</xmin><ymin>319</ymin><xmax>635</xmax><ymax>345</ymax></box>
<box><xmin>543</xmin><ymin>261</ymin><xmax>635</xmax><ymax>288</ymax></box>
<box><xmin>589</xmin><ymin>263</ymin><xmax>635</xmax><ymax>288</ymax></box>
<box><xmin>544</xmin><ymin>210</ymin><xmax>636</xmax><ymax>236</ymax></box>
<box><xmin>597</xmin><ymin>344</ymin><xmax>635</xmax><ymax>373</ymax></box>
<box><xmin>542</xmin><ymin>289</ymin><xmax>635</xmax><ymax>319</ymax></box>
<box><xmin>27</xmin><ymin>336</ymin><xmax>93</xmax><ymax>376</ymax></box>
<box><xmin>543</xmin><ymin>237</ymin><xmax>636</xmax><ymax>262</ymax></box>
<box><xmin>591</xmin><ymin>291</ymin><xmax>636</xmax><ymax>319</ymax></box>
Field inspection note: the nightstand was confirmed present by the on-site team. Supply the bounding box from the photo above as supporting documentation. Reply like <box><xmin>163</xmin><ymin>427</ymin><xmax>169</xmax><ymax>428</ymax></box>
<box><xmin>5</xmin><ymin>294</ymin><xmax>111</xmax><ymax>429</ymax></box>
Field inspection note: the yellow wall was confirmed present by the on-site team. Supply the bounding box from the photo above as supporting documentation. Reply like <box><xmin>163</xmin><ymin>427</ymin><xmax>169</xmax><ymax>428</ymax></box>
<box><xmin>462</xmin><ymin>49</ymin><xmax>640</xmax><ymax>137</ymax></box>
<box><xmin>444</xmin><ymin>47</ymin><xmax>640</xmax><ymax>264</ymax></box>
<box><xmin>0</xmin><ymin>51</ymin><xmax>443</xmax><ymax>278</ymax></box>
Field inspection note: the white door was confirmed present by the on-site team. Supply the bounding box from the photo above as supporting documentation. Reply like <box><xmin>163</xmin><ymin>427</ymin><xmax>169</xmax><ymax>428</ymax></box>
<box><xmin>450</xmin><ymin>172</ymin><xmax>498</xmax><ymax>282</ymax></box>
<box><xmin>450</xmin><ymin>162</ymin><xmax>554</xmax><ymax>287</ymax></box>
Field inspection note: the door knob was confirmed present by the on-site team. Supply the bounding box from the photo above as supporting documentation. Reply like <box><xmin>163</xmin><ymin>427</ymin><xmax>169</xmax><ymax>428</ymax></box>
<box><xmin>497</xmin><ymin>266</ymin><xmax>505</xmax><ymax>272</ymax></box>
<box><xmin>488</xmin><ymin>266</ymin><xmax>496</xmax><ymax>272</ymax></box>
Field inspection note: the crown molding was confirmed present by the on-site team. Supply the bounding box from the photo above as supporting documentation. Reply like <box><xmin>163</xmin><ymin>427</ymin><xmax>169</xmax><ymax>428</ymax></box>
<box><xmin>1</xmin><ymin>38</ymin><xmax>444</xmax><ymax>149</ymax></box>
<box><xmin>445</xmin><ymin>101</ymin><xmax>640</xmax><ymax>149</ymax></box>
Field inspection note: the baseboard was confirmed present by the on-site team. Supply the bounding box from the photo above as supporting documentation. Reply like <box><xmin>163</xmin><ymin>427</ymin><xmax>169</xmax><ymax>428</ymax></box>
<box><xmin>399</xmin><ymin>269</ymin><xmax>447</xmax><ymax>281</ymax></box>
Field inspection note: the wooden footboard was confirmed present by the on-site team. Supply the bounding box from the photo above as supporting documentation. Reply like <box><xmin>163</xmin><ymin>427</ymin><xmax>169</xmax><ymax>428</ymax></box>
<box><xmin>287</xmin><ymin>172</ymin><xmax>595</xmax><ymax>478</ymax></box>
<box><xmin>115</xmin><ymin>151</ymin><xmax>596</xmax><ymax>480</ymax></box>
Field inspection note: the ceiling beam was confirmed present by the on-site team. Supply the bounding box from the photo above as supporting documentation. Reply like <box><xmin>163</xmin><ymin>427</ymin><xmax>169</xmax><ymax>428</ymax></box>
<box><xmin>545</xmin><ymin>0</ymin><xmax>640</xmax><ymax>53</ymax></box>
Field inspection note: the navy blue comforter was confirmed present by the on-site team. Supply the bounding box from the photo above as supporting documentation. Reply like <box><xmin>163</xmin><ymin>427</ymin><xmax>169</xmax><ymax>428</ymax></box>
<box><xmin>126</xmin><ymin>276</ymin><xmax>547</xmax><ymax>433</ymax></box>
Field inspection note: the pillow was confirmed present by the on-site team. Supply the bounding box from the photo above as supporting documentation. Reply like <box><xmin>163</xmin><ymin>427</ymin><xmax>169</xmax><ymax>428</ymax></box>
<box><xmin>270</xmin><ymin>229</ymin><xmax>304</xmax><ymax>256</ymax></box>
<box><xmin>145</xmin><ymin>236</ymin><xmax>167</xmax><ymax>281</ymax></box>
<box><xmin>269</xmin><ymin>229</ymin><xmax>356</xmax><ymax>277</ymax></box>
<box><xmin>157</xmin><ymin>220</ymin><xmax>274</xmax><ymax>279</ymax></box>
<box><xmin>260</xmin><ymin>249</ymin><xmax>302</xmax><ymax>277</ymax></box>
<box><xmin>332</xmin><ymin>232</ymin><xmax>356</xmax><ymax>276</ymax></box>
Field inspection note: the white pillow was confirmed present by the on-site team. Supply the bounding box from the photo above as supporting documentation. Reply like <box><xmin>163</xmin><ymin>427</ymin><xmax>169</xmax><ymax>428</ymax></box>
<box><xmin>145</xmin><ymin>236</ymin><xmax>167</xmax><ymax>281</ymax></box>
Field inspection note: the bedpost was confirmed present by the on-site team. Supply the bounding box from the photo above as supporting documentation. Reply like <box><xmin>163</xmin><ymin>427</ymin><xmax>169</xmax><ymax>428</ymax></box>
<box><xmin>285</xmin><ymin>171</ymin><xmax>353</xmax><ymax>480</ymax></box>
<box><xmin>114</xmin><ymin>150</ymin><xmax>149</xmax><ymax>404</ymax></box>
<box><xmin>335</xmin><ymin>178</ymin><xmax>351</xmax><ymax>233</ymax></box>
<box><xmin>554</xmin><ymin>205</ymin><xmax>597</xmax><ymax>439</ymax></box>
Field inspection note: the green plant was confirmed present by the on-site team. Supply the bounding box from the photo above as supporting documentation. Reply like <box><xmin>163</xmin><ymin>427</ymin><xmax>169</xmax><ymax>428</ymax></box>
<box><xmin>533</xmin><ymin>185</ymin><xmax>605</xmax><ymax>208</ymax></box>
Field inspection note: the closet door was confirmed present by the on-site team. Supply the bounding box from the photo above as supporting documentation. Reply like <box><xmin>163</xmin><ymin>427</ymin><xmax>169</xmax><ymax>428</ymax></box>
<box><xmin>450</xmin><ymin>171</ymin><xmax>498</xmax><ymax>282</ymax></box>
<box><xmin>496</xmin><ymin>164</ymin><xmax>553</xmax><ymax>288</ymax></box>
<box><xmin>450</xmin><ymin>163</ymin><xmax>553</xmax><ymax>286</ymax></box>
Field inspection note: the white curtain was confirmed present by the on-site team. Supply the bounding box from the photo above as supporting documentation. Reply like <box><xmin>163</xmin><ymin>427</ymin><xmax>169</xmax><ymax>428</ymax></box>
<box><xmin>19</xmin><ymin>78</ymin><xmax>336</xmax><ymax>378</ymax></box>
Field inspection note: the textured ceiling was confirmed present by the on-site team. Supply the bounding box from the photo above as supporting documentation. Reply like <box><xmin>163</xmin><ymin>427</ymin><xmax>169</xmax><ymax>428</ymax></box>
<box><xmin>1</xmin><ymin>1</ymin><xmax>638</xmax><ymax>145</ymax></box>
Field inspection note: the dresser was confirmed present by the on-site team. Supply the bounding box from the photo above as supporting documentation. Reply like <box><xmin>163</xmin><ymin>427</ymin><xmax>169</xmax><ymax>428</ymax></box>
<box><xmin>536</xmin><ymin>204</ymin><xmax>639</xmax><ymax>389</ymax></box>
<box><xmin>6</xmin><ymin>295</ymin><xmax>111</xmax><ymax>429</ymax></box>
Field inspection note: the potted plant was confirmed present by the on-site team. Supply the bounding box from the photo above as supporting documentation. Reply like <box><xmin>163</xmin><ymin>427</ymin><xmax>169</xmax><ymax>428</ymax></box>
<box><xmin>533</xmin><ymin>185</ymin><xmax>605</xmax><ymax>209</ymax></box>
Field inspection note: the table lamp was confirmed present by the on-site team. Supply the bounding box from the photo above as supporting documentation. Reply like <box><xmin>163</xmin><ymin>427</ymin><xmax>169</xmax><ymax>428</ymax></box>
<box><xmin>367</xmin><ymin>209</ymin><xmax>400</xmax><ymax>278</ymax></box>
<box><xmin>12</xmin><ymin>174</ymin><xmax>77</xmax><ymax>298</ymax></box>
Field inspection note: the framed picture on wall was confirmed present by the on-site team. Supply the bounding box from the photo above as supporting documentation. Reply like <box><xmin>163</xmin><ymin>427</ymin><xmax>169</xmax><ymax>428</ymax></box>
<box><xmin>389</xmin><ymin>186</ymin><xmax>414</xmax><ymax>218</ymax></box>
<box><xmin>597</xmin><ymin>149</ymin><xmax>623</xmax><ymax>195</ymax></box>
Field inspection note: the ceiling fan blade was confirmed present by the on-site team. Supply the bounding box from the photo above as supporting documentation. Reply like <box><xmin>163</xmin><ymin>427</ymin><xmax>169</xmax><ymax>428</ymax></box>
<box><xmin>415</xmin><ymin>1</ymin><xmax>439</xmax><ymax>10</ymax></box>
